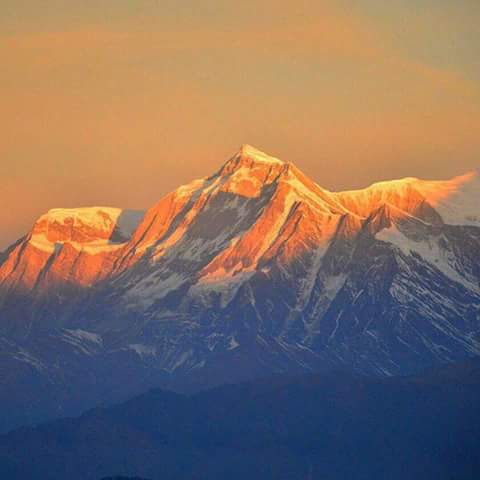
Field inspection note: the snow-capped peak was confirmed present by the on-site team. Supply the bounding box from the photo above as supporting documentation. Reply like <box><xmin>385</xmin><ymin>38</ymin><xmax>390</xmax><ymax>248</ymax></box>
<box><xmin>237</xmin><ymin>144</ymin><xmax>285</xmax><ymax>166</ymax></box>
<box><xmin>31</xmin><ymin>207</ymin><xmax>144</xmax><ymax>250</ymax></box>
<box><xmin>413</xmin><ymin>170</ymin><xmax>480</xmax><ymax>226</ymax></box>
<box><xmin>334</xmin><ymin>169</ymin><xmax>479</xmax><ymax>226</ymax></box>
<box><xmin>215</xmin><ymin>145</ymin><xmax>286</xmax><ymax>180</ymax></box>
<box><xmin>39</xmin><ymin>207</ymin><xmax>123</xmax><ymax>230</ymax></box>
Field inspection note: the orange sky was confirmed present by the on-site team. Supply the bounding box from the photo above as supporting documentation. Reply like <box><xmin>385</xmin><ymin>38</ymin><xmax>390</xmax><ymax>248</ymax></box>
<box><xmin>1</xmin><ymin>0</ymin><xmax>479</xmax><ymax>248</ymax></box>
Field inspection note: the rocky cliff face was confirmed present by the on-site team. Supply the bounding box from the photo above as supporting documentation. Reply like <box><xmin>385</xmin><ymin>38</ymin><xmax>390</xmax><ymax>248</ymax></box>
<box><xmin>0</xmin><ymin>145</ymin><xmax>479</xmax><ymax>431</ymax></box>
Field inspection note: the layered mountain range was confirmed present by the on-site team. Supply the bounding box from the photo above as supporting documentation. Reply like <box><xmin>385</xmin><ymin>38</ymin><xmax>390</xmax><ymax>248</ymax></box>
<box><xmin>1</xmin><ymin>145</ymin><xmax>479</xmax><ymax>432</ymax></box>
<box><xmin>2</xmin><ymin>358</ymin><xmax>480</xmax><ymax>480</ymax></box>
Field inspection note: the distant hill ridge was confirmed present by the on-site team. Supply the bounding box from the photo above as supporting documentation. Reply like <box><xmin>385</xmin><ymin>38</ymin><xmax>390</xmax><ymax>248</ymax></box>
<box><xmin>1</xmin><ymin>358</ymin><xmax>479</xmax><ymax>480</ymax></box>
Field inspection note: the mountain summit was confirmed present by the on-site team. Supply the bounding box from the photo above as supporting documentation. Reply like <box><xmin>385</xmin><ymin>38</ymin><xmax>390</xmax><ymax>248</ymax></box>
<box><xmin>0</xmin><ymin>145</ymin><xmax>479</xmax><ymax>432</ymax></box>
<box><xmin>235</xmin><ymin>143</ymin><xmax>286</xmax><ymax>165</ymax></box>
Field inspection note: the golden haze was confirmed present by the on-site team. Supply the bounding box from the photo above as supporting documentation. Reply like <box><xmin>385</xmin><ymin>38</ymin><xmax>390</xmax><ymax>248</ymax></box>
<box><xmin>1</xmin><ymin>0</ymin><xmax>479</xmax><ymax>248</ymax></box>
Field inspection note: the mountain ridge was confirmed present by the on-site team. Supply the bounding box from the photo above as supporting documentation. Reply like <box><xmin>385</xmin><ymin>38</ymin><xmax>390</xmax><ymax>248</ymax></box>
<box><xmin>1</xmin><ymin>358</ymin><xmax>479</xmax><ymax>480</ymax></box>
<box><xmin>0</xmin><ymin>145</ymin><xmax>478</xmax><ymax>432</ymax></box>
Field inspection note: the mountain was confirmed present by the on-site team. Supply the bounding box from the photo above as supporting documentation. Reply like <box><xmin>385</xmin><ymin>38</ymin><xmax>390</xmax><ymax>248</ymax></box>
<box><xmin>1</xmin><ymin>358</ymin><xmax>480</xmax><ymax>480</ymax></box>
<box><xmin>0</xmin><ymin>144</ymin><xmax>479</xmax><ymax>432</ymax></box>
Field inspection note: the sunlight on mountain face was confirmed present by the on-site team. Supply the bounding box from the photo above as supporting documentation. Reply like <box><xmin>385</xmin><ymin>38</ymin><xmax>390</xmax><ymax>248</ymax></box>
<box><xmin>1</xmin><ymin>144</ymin><xmax>479</xmax><ymax>438</ymax></box>
<box><xmin>0</xmin><ymin>146</ymin><xmax>477</xmax><ymax>292</ymax></box>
